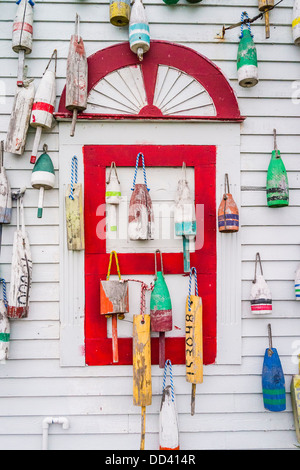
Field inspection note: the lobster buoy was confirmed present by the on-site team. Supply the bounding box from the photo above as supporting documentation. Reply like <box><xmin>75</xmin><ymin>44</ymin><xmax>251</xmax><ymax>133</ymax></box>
<box><xmin>110</xmin><ymin>0</ymin><xmax>131</xmax><ymax>26</ymax></box>
<box><xmin>128</xmin><ymin>153</ymin><xmax>154</xmax><ymax>240</ymax></box>
<box><xmin>12</xmin><ymin>0</ymin><xmax>34</xmax><ymax>86</ymax></box>
<box><xmin>295</xmin><ymin>264</ymin><xmax>300</xmax><ymax>300</ymax></box>
<box><xmin>66</xmin><ymin>14</ymin><xmax>88</xmax><ymax>137</ymax></box>
<box><xmin>0</xmin><ymin>142</ymin><xmax>12</xmax><ymax>256</ymax></box>
<box><xmin>30</xmin><ymin>50</ymin><xmax>57</xmax><ymax>165</ymax></box>
<box><xmin>65</xmin><ymin>156</ymin><xmax>85</xmax><ymax>251</ymax></box>
<box><xmin>250</xmin><ymin>253</ymin><xmax>272</xmax><ymax>315</ymax></box>
<box><xmin>31</xmin><ymin>145</ymin><xmax>55</xmax><ymax>218</ymax></box>
<box><xmin>129</xmin><ymin>0</ymin><xmax>150</xmax><ymax>62</ymax></box>
<box><xmin>266</xmin><ymin>129</ymin><xmax>289</xmax><ymax>208</ymax></box>
<box><xmin>258</xmin><ymin>0</ymin><xmax>274</xmax><ymax>39</ymax></box>
<box><xmin>293</xmin><ymin>0</ymin><xmax>300</xmax><ymax>45</ymax></box>
<box><xmin>0</xmin><ymin>279</ymin><xmax>10</xmax><ymax>364</ymax></box>
<box><xmin>163</xmin><ymin>0</ymin><xmax>180</xmax><ymax>4</ymax></box>
<box><xmin>218</xmin><ymin>173</ymin><xmax>239</xmax><ymax>233</ymax></box>
<box><xmin>237</xmin><ymin>13</ymin><xmax>258</xmax><ymax>88</ymax></box>
<box><xmin>106</xmin><ymin>162</ymin><xmax>121</xmax><ymax>238</ymax></box>
<box><xmin>291</xmin><ymin>355</ymin><xmax>300</xmax><ymax>442</ymax></box>
<box><xmin>159</xmin><ymin>360</ymin><xmax>180</xmax><ymax>450</ymax></box>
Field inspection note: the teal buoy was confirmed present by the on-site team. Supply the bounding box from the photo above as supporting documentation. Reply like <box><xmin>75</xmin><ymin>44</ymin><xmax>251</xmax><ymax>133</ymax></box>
<box><xmin>31</xmin><ymin>145</ymin><xmax>55</xmax><ymax>218</ymax></box>
<box><xmin>237</xmin><ymin>13</ymin><xmax>258</xmax><ymax>88</ymax></box>
<box><xmin>266</xmin><ymin>129</ymin><xmax>289</xmax><ymax>208</ymax></box>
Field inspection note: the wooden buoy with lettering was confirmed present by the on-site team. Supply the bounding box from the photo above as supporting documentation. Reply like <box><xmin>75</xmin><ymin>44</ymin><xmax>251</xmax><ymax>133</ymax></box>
<box><xmin>0</xmin><ymin>141</ymin><xmax>12</xmax><ymax>255</ymax></box>
<box><xmin>159</xmin><ymin>360</ymin><xmax>180</xmax><ymax>450</ymax></box>
<box><xmin>237</xmin><ymin>14</ymin><xmax>258</xmax><ymax>88</ymax></box>
<box><xmin>106</xmin><ymin>162</ymin><xmax>121</xmax><ymax>238</ymax></box>
<box><xmin>129</xmin><ymin>0</ymin><xmax>150</xmax><ymax>62</ymax></box>
<box><xmin>65</xmin><ymin>156</ymin><xmax>85</xmax><ymax>251</ymax></box>
<box><xmin>174</xmin><ymin>163</ymin><xmax>196</xmax><ymax>273</ymax></box>
<box><xmin>293</xmin><ymin>0</ymin><xmax>300</xmax><ymax>45</ymax></box>
<box><xmin>30</xmin><ymin>50</ymin><xmax>57</xmax><ymax>164</ymax></box>
<box><xmin>266</xmin><ymin>129</ymin><xmax>289</xmax><ymax>208</ymax></box>
<box><xmin>100</xmin><ymin>251</ymin><xmax>129</xmax><ymax>363</ymax></box>
<box><xmin>150</xmin><ymin>250</ymin><xmax>172</xmax><ymax>368</ymax></box>
<box><xmin>262</xmin><ymin>324</ymin><xmax>286</xmax><ymax>412</ymax></box>
<box><xmin>258</xmin><ymin>0</ymin><xmax>274</xmax><ymax>39</ymax></box>
<box><xmin>185</xmin><ymin>267</ymin><xmax>203</xmax><ymax>416</ymax></box>
<box><xmin>66</xmin><ymin>14</ymin><xmax>88</xmax><ymax>137</ymax></box>
<box><xmin>12</xmin><ymin>0</ymin><xmax>34</xmax><ymax>86</ymax></box>
<box><xmin>218</xmin><ymin>173</ymin><xmax>239</xmax><ymax>233</ymax></box>
<box><xmin>133</xmin><ymin>283</ymin><xmax>152</xmax><ymax>450</ymax></box>
<box><xmin>128</xmin><ymin>152</ymin><xmax>154</xmax><ymax>241</ymax></box>
<box><xmin>31</xmin><ymin>145</ymin><xmax>55</xmax><ymax>218</ymax></box>
<box><xmin>110</xmin><ymin>0</ymin><xmax>131</xmax><ymax>26</ymax></box>
<box><xmin>0</xmin><ymin>278</ymin><xmax>10</xmax><ymax>364</ymax></box>
<box><xmin>7</xmin><ymin>190</ymin><xmax>32</xmax><ymax>320</ymax></box>
<box><xmin>250</xmin><ymin>253</ymin><xmax>272</xmax><ymax>315</ymax></box>
<box><xmin>291</xmin><ymin>355</ymin><xmax>300</xmax><ymax>443</ymax></box>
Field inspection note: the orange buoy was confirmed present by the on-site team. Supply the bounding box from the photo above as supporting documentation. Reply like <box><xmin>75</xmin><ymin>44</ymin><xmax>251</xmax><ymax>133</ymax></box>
<box><xmin>218</xmin><ymin>173</ymin><xmax>239</xmax><ymax>233</ymax></box>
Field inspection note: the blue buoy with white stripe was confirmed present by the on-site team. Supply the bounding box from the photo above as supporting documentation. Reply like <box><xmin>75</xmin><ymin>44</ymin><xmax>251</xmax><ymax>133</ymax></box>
<box><xmin>129</xmin><ymin>0</ymin><xmax>150</xmax><ymax>61</ymax></box>
<box><xmin>295</xmin><ymin>264</ymin><xmax>300</xmax><ymax>299</ymax></box>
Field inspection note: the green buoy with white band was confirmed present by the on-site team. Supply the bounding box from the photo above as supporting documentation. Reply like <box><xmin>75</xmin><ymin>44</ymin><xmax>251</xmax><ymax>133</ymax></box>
<box><xmin>31</xmin><ymin>144</ymin><xmax>55</xmax><ymax>218</ymax></box>
<box><xmin>266</xmin><ymin>129</ymin><xmax>289</xmax><ymax>208</ymax></box>
<box><xmin>237</xmin><ymin>12</ymin><xmax>258</xmax><ymax>88</ymax></box>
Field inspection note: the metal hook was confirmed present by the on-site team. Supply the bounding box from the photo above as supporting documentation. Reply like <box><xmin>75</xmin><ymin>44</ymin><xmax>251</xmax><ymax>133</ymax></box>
<box><xmin>154</xmin><ymin>249</ymin><xmax>164</xmax><ymax>280</ymax></box>
<box><xmin>253</xmin><ymin>252</ymin><xmax>263</xmax><ymax>284</ymax></box>
<box><xmin>267</xmin><ymin>323</ymin><xmax>274</xmax><ymax>357</ymax></box>
<box><xmin>75</xmin><ymin>13</ymin><xmax>80</xmax><ymax>43</ymax></box>
<box><xmin>106</xmin><ymin>162</ymin><xmax>120</xmax><ymax>185</ymax></box>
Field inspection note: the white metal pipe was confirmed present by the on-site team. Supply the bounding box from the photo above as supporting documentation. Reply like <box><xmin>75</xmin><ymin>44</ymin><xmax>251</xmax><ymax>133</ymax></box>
<box><xmin>42</xmin><ymin>416</ymin><xmax>70</xmax><ymax>450</ymax></box>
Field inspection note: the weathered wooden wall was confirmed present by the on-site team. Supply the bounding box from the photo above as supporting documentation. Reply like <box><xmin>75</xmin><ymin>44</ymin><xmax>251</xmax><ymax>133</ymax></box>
<box><xmin>0</xmin><ymin>0</ymin><xmax>300</xmax><ymax>450</ymax></box>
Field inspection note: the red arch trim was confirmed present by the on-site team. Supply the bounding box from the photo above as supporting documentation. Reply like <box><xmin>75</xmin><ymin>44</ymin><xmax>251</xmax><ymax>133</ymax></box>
<box><xmin>56</xmin><ymin>40</ymin><xmax>243</xmax><ymax>122</ymax></box>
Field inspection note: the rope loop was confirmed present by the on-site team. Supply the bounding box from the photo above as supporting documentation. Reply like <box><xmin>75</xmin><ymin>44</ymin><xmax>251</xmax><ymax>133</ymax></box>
<box><xmin>69</xmin><ymin>155</ymin><xmax>78</xmax><ymax>200</ymax></box>
<box><xmin>131</xmin><ymin>152</ymin><xmax>150</xmax><ymax>192</ymax></box>
<box><xmin>188</xmin><ymin>267</ymin><xmax>198</xmax><ymax>312</ymax></box>
<box><xmin>0</xmin><ymin>278</ymin><xmax>7</xmax><ymax>308</ymax></box>
<box><xmin>162</xmin><ymin>359</ymin><xmax>175</xmax><ymax>402</ymax></box>
<box><xmin>253</xmin><ymin>252</ymin><xmax>263</xmax><ymax>284</ymax></box>
<box><xmin>240</xmin><ymin>11</ymin><xmax>253</xmax><ymax>38</ymax></box>
<box><xmin>106</xmin><ymin>251</ymin><xmax>122</xmax><ymax>280</ymax></box>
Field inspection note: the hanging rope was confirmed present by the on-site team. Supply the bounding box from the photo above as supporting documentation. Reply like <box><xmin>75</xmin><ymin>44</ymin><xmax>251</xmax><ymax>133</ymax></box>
<box><xmin>131</xmin><ymin>153</ymin><xmax>150</xmax><ymax>192</ymax></box>
<box><xmin>162</xmin><ymin>359</ymin><xmax>175</xmax><ymax>402</ymax></box>
<box><xmin>126</xmin><ymin>278</ymin><xmax>154</xmax><ymax>322</ymax></box>
<box><xmin>188</xmin><ymin>267</ymin><xmax>198</xmax><ymax>312</ymax></box>
<box><xmin>240</xmin><ymin>11</ymin><xmax>253</xmax><ymax>37</ymax></box>
<box><xmin>106</xmin><ymin>251</ymin><xmax>122</xmax><ymax>281</ymax></box>
<box><xmin>253</xmin><ymin>252</ymin><xmax>264</xmax><ymax>284</ymax></box>
<box><xmin>69</xmin><ymin>155</ymin><xmax>78</xmax><ymax>200</ymax></box>
<box><xmin>0</xmin><ymin>278</ymin><xmax>7</xmax><ymax>308</ymax></box>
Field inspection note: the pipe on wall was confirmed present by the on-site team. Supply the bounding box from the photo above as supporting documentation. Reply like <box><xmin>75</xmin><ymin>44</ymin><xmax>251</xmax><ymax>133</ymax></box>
<box><xmin>42</xmin><ymin>417</ymin><xmax>70</xmax><ymax>450</ymax></box>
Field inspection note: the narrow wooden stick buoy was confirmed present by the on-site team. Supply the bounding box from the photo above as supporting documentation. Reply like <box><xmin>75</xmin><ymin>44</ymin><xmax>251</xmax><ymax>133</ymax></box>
<box><xmin>12</xmin><ymin>0</ymin><xmax>34</xmax><ymax>87</ymax></box>
<box><xmin>258</xmin><ymin>0</ymin><xmax>274</xmax><ymax>39</ymax></box>
<box><xmin>0</xmin><ymin>141</ymin><xmax>12</xmax><ymax>254</ymax></box>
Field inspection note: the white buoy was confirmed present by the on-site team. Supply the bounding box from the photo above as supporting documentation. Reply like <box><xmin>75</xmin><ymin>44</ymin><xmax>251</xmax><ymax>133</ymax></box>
<box><xmin>129</xmin><ymin>0</ymin><xmax>150</xmax><ymax>61</ymax></box>
<box><xmin>106</xmin><ymin>162</ymin><xmax>121</xmax><ymax>239</ymax></box>
<box><xmin>250</xmin><ymin>253</ymin><xmax>272</xmax><ymax>315</ymax></box>
<box><xmin>12</xmin><ymin>0</ymin><xmax>34</xmax><ymax>86</ymax></box>
<box><xmin>31</xmin><ymin>145</ymin><xmax>55</xmax><ymax>218</ymax></box>
<box><xmin>30</xmin><ymin>50</ymin><xmax>57</xmax><ymax>165</ymax></box>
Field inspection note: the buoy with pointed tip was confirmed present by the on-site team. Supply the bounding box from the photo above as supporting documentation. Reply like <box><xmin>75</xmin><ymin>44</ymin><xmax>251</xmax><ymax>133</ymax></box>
<box><xmin>266</xmin><ymin>129</ymin><xmax>289</xmax><ymax>208</ymax></box>
<box><xmin>110</xmin><ymin>0</ymin><xmax>131</xmax><ymax>26</ymax></box>
<box><xmin>66</xmin><ymin>14</ymin><xmax>88</xmax><ymax>137</ymax></box>
<box><xmin>292</xmin><ymin>0</ymin><xmax>300</xmax><ymax>45</ymax></box>
<box><xmin>31</xmin><ymin>145</ymin><xmax>55</xmax><ymax>218</ymax></box>
<box><xmin>129</xmin><ymin>0</ymin><xmax>150</xmax><ymax>62</ymax></box>
<box><xmin>106</xmin><ymin>162</ymin><xmax>121</xmax><ymax>238</ymax></box>
<box><xmin>30</xmin><ymin>50</ymin><xmax>57</xmax><ymax>164</ymax></box>
<box><xmin>237</xmin><ymin>13</ymin><xmax>258</xmax><ymax>88</ymax></box>
<box><xmin>12</xmin><ymin>0</ymin><xmax>34</xmax><ymax>86</ymax></box>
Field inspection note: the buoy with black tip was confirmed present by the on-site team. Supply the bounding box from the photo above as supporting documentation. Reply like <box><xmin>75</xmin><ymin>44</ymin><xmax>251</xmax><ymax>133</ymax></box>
<box><xmin>106</xmin><ymin>162</ymin><xmax>121</xmax><ymax>238</ymax></box>
<box><xmin>250</xmin><ymin>253</ymin><xmax>272</xmax><ymax>315</ymax></box>
<box><xmin>30</xmin><ymin>50</ymin><xmax>57</xmax><ymax>165</ymax></box>
<box><xmin>110</xmin><ymin>0</ymin><xmax>131</xmax><ymax>26</ymax></box>
<box><xmin>291</xmin><ymin>355</ymin><xmax>300</xmax><ymax>443</ymax></box>
<box><xmin>237</xmin><ymin>12</ymin><xmax>258</xmax><ymax>88</ymax></box>
<box><xmin>31</xmin><ymin>144</ymin><xmax>55</xmax><ymax>218</ymax></box>
<box><xmin>129</xmin><ymin>0</ymin><xmax>150</xmax><ymax>62</ymax></box>
<box><xmin>0</xmin><ymin>278</ymin><xmax>10</xmax><ymax>364</ymax></box>
<box><xmin>66</xmin><ymin>14</ymin><xmax>88</xmax><ymax>137</ymax></box>
<box><xmin>218</xmin><ymin>173</ymin><xmax>239</xmax><ymax>233</ymax></box>
<box><xmin>0</xmin><ymin>141</ymin><xmax>12</xmax><ymax>255</ymax></box>
<box><xmin>258</xmin><ymin>0</ymin><xmax>274</xmax><ymax>39</ymax></box>
<box><xmin>293</xmin><ymin>0</ymin><xmax>300</xmax><ymax>45</ymax></box>
<box><xmin>159</xmin><ymin>360</ymin><xmax>180</xmax><ymax>450</ymax></box>
<box><xmin>185</xmin><ymin>0</ymin><xmax>202</xmax><ymax>3</ymax></box>
<box><xmin>12</xmin><ymin>0</ymin><xmax>34</xmax><ymax>86</ymax></box>
<box><xmin>262</xmin><ymin>324</ymin><xmax>286</xmax><ymax>412</ymax></box>
<box><xmin>266</xmin><ymin>129</ymin><xmax>289</xmax><ymax>208</ymax></box>
<box><xmin>150</xmin><ymin>250</ymin><xmax>172</xmax><ymax>369</ymax></box>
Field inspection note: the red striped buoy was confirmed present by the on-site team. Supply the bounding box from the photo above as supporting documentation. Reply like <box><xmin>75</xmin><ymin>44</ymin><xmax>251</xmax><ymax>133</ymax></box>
<box><xmin>250</xmin><ymin>253</ymin><xmax>272</xmax><ymax>315</ymax></box>
<box><xmin>12</xmin><ymin>0</ymin><xmax>34</xmax><ymax>86</ymax></box>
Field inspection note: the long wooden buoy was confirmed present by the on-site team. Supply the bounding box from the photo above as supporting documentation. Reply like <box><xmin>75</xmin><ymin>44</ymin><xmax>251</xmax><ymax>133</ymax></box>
<box><xmin>7</xmin><ymin>190</ymin><xmax>33</xmax><ymax>320</ymax></box>
<box><xmin>30</xmin><ymin>50</ymin><xmax>57</xmax><ymax>164</ymax></box>
<box><xmin>31</xmin><ymin>145</ymin><xmax>55</xmax><ymax>218</ymax></box>
<box><xmin>291</xmin><ymin>355</ymin><xmax>300</xmax><ymax>443</ymax></box>
<box><xmin>65</xmin><ymin>155</ymin><xmax>85</xmax><ymax>251</ymax></box>
<box><xmin>0</xmin><ymin>142</ymin><xmax>12</xmax><ymax>255</ymax></box>
<box><xmin>218</xmin><ymin>173</ymin><xmax>239</xmax><ymax>233</ymax></box>
<box><xmin>106</xmin><ymin>162</ymin><xmax>121</xmax><ymax>239</ymax></box>
<box><xmin>133</xmin><ymin>304</ymin><xmax>152</xmax><ymax>450</ymax></box>
<box><xmin>129</xmin><ymin>0</ymin><xmax>150</xmax><ymax>61</ymax></box>
<box><xmin>12</xmin><ymin>0</ymin><xmax>34</xmax><ymax>86</ymax></box>
<box><xmin>185</xmin><ymin>267</ymin><xmax>203</xmax><ymax>416</ymax></box>
<box><xmin>293</xmin><ymin>0</ymin><xmax>300</xmax><ymax>45</ymax></box>
<box><xmin>66</xmin><ymin>14</ymin><xmax>88</xmax><ymax>137</ymax></box>
<box><xmin>237</xmin><ymin>13</ymin><xmax>258</xmax><ymax>88</ymax></box>
<box><xmin>0</xmin><ymin>278</ymin><xmax>10</xmax><ymax>364</ymax></box>
<box><xmin>258</xmin><ymin>0</ymin><xmax>274</xmax><ymax>39</ymax></box>
<box><xmin>174</xmin><ymin>162</ymin><xmax>196</xmax><ymax>273</ymax></box>
<box><xmin>150</xmin><ymin>250</ymin><xmax>172</xmax><ymax>369</ymax></box>
<box><xmin>266</xmin><ymin>129</ymin><xmax>289</xmax><ymax>208</ymax></box>
<box><xmin>110</xmin><ymin>0</ymin><xmax>131</xmax><ymax>26</ymax></box>
<box><xmin>262</xmin><ymin>324</ymin><xmax>286</xmax><ymax>412</ymax></box>
<box><xmin>100</xmin><ymin>251</ymin><xmax>129</xmax><ymax>363</ymax></box>
<box><xmin>159</xmin><ymin>360</ymin><xmax>180</xmax><ymax>450</ymax></box>
<box><xmin>128</xmin><ymin>152</ymin><xmax>154</xmax><ymax>241</ymax></box>
<box><xmin>250</xmin><ymin>253</ymin><xmax>272</xmax><ymax>315</ymax></box>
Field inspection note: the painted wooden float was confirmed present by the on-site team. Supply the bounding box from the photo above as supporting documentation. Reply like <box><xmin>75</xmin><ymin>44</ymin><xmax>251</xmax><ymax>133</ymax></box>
<box><xmin>129</xmin><ymin>0</ymin><xmax>150</xmax><ymax>61</ymax></box>
<box><xmin>237</xmin><ymin>14</ymin><xmax>258</xmax><ymax>88</ymax></box>
<box><xmin>218</xmin><ymin>173</ymin><xmax>239</xmax><ymax>233</ymax></box>
<box><xmin>12</xmin><ymin>0</ymin><xmax>34</xmax><ymax>86</ymax></box>
<box><xmin>293</xmin><ymin>0</ymin><xmax>300</xmax><ymax>45</ymax></box>
<box><xmin>266</xmin><ymin>129</ymin><xmax>289</xmax><ymax>208</ymax></box>
<box><xmin>250</xmin><ymin>252</ymin><xmax>272</xmax><ymax>315</ymax></box>
<box><xmin>65</xmin><ymin>155</ymin><xmax>85</xmax><ymax>251</ymax></box>
<box><xmin>110</xmin><ymin>0</ymin><xmax>131</xmax><ymax>26</ymax></box>
<box><xmin>0</xmin><ymin>279</ymin><xmax>10</xmax><ymax>364</ymax></box>
<box><xmin>159</xmin><ymin>360</ymin><xmax>180</xmax><ymax>450</ymax></box>
<box><xmin>291</xmin><ymin>355</ymin><xmax>300</xmax><ymax>443</ymax></box>
<box><xmin>31</xmin><ymin>145</ymin><xmax>55</xmax><ymax>218</ymax></box>
<box><xmin>106</xmin><ymin>162</ymin><xmax>121</xmax><ymax>238</ymax></box>
<box><xmin>258</xmin><ymin>0</ymin><xmax>274</xmax><ymax>39</ymax></box>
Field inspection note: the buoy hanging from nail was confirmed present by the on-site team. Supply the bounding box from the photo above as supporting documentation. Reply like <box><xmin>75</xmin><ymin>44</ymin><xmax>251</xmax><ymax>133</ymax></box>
<box><xmin>7</xmin><ymin>189</ymin><xmax>32</xmax><ymax>320</ymax></box>
<box><xmin>0</xmin><ymin>141</ymin><xmax>12</xmax><ymax>256</ymax></box>
<box><xmin>66</xmin><ymin>14</ymin><xmax>88</xmax><ymax>137</ymax></box>
<box><xmin>237</xmin><ymin>12</ymin><xmax>258</xmax><ymax>88</ymax></box>
<box><xmin>262</xmin><ymin>323</ymin><xmax>286</xmax><ymax>412</ymax></box>
<box><xmin>110</xmin><ymin>0</ymin><xmax>131</xmax><ymax>26</ymax></box>
<box><xmin>250</xmin><ymin>253</ymin><xmax>272</xmax><ymax>315</ymax></box>
<box><xmin>159</xmin><ymin>360</ymin><xmax>180</xmax><ymax>450</ymax></box>
<box><xmin>174</xmin><ymin>163</ymin><xmax>196</xmax><ymax>273</ymax></box>
<box><xmin>266</xmin><ymin>129</ymin><xmax>289</xmax><ymax>208</ymax></box>
<box><xmin>129</xmin><ymin>0</ymin><xmax>150</xmax><ymax>62</ymax></box>
<box><xmin>106</xmin><ymin>162</ymin><xmax>121</xmax><ymax>239</ymax></box>
<box><xmin>291</xmin><ymin>354</ymin><xmax>300</xmax><ymax>442</ymax></box>
<box><xmin>258</xmin><ymin>0</ymin><xmax>274</xmax><ymax>39</ymax></box>
<box><xmin>292</xmin><ymin>0</ymin><xmax>300</xmax><ymax>45</ymax></box>
<box><xmin>218</xmin><ymin>173</ymin><xmax>239</xmax><ymax>233</ymax></box>
<box><xmin>0</xmin><ymin>278</ymin><xmax>10</xmax><ymax>364</ymax></box>
<box><xmin>65</xmin><ymin>155</ymin><xmax>85</xmax><ymax>251</ymax></box>
<box><xmin>31</xmin><ymin>144</ymin><xmax>55</xmax><ymax>218</ymax></box>
<box><xmin>30</xmin><ymin>49</ymin><xmax>57</xmax><ymax>165</ymax></box>
<box><xmin>185</xmin><ymin>267</ymin><xmax>203</xmax><ymax>416</ymax></box>
<box><xmin>150</xmin><ymin>250</ymin><xmax>172</xmax><ymax>369</ymax></box>
<box><xmin>12</xmin><ymin>0</ymin><xmax>34</xmax><ymax>86</ymax></box>
<box><xmin>128</xmin><ymin>152</ymin><xmax>154</xmax><ymax>241</ymax></box>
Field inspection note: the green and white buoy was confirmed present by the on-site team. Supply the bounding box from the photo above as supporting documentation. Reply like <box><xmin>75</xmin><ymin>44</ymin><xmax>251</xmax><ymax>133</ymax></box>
<box><xmin>237</xmin><ymin>12</ymin><xmax>258</xmax><ymax>88</ymax></box>
<box><xmin>31</xmin><ymin>144</ymin><xmax>55</xmax><ymax>218</ymax></box>
<box><xmin>266</xmin><ymin>129</ymin><xmax>289</xmax><ymax>208</ymax></box>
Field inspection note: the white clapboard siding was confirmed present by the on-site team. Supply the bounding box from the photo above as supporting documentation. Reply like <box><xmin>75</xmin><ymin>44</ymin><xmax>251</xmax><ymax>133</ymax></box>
<box><xmin>0</xmin><ymin>0</ymin><xmax>299</xmax><ymax>451</ymax></box>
